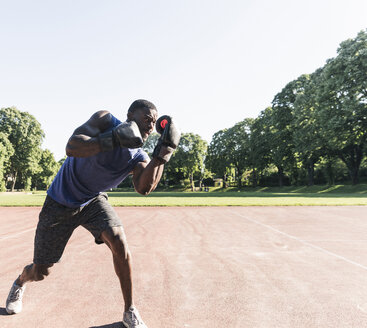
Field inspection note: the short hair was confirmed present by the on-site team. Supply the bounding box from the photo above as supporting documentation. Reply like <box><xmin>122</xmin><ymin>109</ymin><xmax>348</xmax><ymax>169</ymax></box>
<box><xmin>128</xmin><ymin>99</ymin><xmax>157</xmax><ymax>113</ymax></box>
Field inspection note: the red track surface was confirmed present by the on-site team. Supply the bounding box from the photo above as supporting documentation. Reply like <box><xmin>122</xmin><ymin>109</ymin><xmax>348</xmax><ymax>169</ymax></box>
<box><xmin>1</xmin><ymin>206</ymin><xmax>367</xmax><ymax>328</ymax></box>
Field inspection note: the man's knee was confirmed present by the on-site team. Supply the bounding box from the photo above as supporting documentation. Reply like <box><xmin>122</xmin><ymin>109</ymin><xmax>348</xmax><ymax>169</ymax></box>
<box><xmin>29</xmin><ymin>263</ymin><xmax>54</xmax><ymax>281</ymax></box>
<box><xmin>101</xmin><ymin>227</ymin><xmax>129</xmax><ymax>259</ymax></box>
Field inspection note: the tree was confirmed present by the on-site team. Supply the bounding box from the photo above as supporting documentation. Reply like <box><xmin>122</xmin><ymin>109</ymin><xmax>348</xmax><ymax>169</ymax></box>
<box><xmin>316</xmin><ymin>29</ymin><xmax>367</xmax><ymax>184</ymax></box>
<box><xmin>0</xmin><ymin>132</ymin><xmax>14</xmax><ymax>191</ymax></box>
<box><xmin>0</xmin><ymin>107</ymin><xmax>45</xmax><ymax>190</ymax></box>
<box><xmin>248</xmin><ymin>114</ymin><xmax>272</xmax><ymax>187</ymax></box>
<box><xmin>270</xmin><ymin>75</ymin><xmax>309</xmax><ymax>186</ymax></box>
<box><xmin>292</xmin><ymin>70</ymin><xmax>327</xmax><ymax>186</ymax></box>
<box><xmin>207</xmin><ymin>120</ymin><xmax>255</xmax><ymax>188</ymax></box>
<box><xmin>206</xmin><ymin>129</ymin><xmax>232</xmax><ymax>188</ymax></box>
<box><xmin>167</xmin><ymin>133</ymin><xmax>207</xmax><ymax>190</ymax></box>
<box><xmin>226</xmin><ymin>119</ymin><xmax>253</xmax><ymax>187</ymax></box>
<box><xmin>32</xmin><ymin>149</ymin><xmax>60</xmax><ymax>190</ymax></box>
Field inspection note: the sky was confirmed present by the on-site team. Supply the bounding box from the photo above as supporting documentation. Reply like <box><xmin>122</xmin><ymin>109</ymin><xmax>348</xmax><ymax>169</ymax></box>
<box><xmin>1</xmin><ymin>0</ymin><xmax>366</xmax><ymax>160</ymax></box>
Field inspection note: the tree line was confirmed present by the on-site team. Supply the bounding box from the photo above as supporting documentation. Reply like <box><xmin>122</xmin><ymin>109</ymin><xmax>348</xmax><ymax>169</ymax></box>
<box><xmin>0</xmin><ymin>107</ymin><xmax>61</xmax><ymax>191</ymax></box>
<box><xmin>150</xmin><ymin>29</ymin><xmax>367</xmax><ymax>188</ymax></box>
<box><xmin>1</xmin><ymin>30</ymin><xmax>366</xmax><ymax>191</ymax></box>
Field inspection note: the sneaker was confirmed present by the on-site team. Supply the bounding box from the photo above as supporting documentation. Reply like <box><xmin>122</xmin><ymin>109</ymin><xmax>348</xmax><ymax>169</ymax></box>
<box><xmin>6</xmin><ymin>280</ymin><xmax>26</xmax><ymax>314</ymax></box>
<box><xmin>122</xmin><ymin>306</ymin><xmax>147</xmax><ymax>328</ymax></box>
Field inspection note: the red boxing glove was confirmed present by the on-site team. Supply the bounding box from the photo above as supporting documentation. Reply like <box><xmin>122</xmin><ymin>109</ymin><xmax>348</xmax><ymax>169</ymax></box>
<box><xmin>152</xmin><ymin>115</ymin><xmax>181</xmax><ymax>163</ymax></box>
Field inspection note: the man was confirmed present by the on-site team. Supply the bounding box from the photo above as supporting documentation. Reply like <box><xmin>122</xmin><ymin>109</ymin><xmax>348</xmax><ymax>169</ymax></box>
<box><xmin>5</xmin><ymin>99</ymin><xmax>180</xmax><ymax>328</ymax></box>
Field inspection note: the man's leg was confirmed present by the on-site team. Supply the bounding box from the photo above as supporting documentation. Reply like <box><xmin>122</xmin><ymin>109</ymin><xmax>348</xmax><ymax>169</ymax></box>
<box><xmin>17</xmin><ymin>263</ymin><xmax>54</xmax><ymax>286</ymax></box>
<box><xmin>81</xmin><ymin>194</ymin><xmax>147</xmax><ymax>327</ymax></box>
<box><xmin>6</xmin><ymin>195</ymin><xmax>78</xmax><ymax>315</ymax></box>
<box><xmin>100</xmin><ymin>226</ymin><xmax>133</xmax><ymax>312</ymax></box>
<box><xmin>6</xmin><ymin>263</ymin><xmax>53</xmax><ymax>314</ymax></box>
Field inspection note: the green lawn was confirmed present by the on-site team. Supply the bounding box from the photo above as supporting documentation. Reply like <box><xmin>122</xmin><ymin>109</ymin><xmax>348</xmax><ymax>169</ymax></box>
<box><xmin>1</xmin><ymin>184</ymin><xmax>367</xmax><ymax>206</ymax></box>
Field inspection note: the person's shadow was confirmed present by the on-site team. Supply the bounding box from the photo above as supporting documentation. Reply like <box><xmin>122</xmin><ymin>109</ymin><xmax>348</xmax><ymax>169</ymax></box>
<box><xmin>0</xmin><ymin>307</ymin><xmax>9</xmax><ymax>315</ymax></box>
<box><xmin>89</xmin><ymin>323</ymin><xmax>123</xmax><ymax>328</ymax></box>
<box><xmin>0</xmin><ymin>308</ymin><xmax>123</xmax><ymax>327</ymax></box>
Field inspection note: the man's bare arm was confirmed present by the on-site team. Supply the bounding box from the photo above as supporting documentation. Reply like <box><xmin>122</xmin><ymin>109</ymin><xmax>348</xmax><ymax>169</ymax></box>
<box><xmin>131</xmin><ymin>115</ymin><xmax>181</xmax><ymax>195</ymax></box>
<box><xmin>132</xmin><ymin>159</ymin><xmax>165</xmax><ymax>195</ymax></box>
<box><xmin>66</xmin><ymin>111</ymin><xmax>112</xmax><ymax>158</ymax></box>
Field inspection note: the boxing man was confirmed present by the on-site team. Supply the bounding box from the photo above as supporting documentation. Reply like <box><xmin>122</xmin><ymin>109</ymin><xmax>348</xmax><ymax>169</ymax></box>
<box><xmin>5</xmin><ymin>99</ymin><xmax>180</xmax><ymax>328</ymax></box>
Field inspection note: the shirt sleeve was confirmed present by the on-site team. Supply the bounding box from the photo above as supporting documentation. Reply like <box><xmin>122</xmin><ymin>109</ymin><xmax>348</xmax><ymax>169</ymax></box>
<box><xmin>131</xmin><ymin>148</ymin><xmax>150</xmax><ymax>168</ymax></box>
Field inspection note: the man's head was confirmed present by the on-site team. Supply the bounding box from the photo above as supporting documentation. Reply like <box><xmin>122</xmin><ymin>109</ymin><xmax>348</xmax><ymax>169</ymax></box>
<box><xmin>127</xmin><ymin>99</ymin><xmax>158</xmax><ymax>142</ymax></box>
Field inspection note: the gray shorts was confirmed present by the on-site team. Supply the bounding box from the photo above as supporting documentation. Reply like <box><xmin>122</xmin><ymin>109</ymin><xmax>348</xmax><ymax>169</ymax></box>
<box><xmin>33</xmin><ymin>193</ymin><xmax>124</xmax><ymax>264</ymax></box>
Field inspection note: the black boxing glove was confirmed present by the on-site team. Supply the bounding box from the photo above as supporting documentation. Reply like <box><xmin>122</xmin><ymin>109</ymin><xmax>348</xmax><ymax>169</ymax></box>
<box><xmin>99</xmin><ymin>120</ymin><xmax>143</xmax><ymax>152</ymax></box>
<box><xmin>152</xmin><ymin>115</ymin><xmax>181</xmax><ymax>163</ymax></box>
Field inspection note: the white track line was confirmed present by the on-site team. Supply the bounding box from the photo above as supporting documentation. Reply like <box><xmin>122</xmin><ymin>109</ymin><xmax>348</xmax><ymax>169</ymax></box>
<box><xmin>305</xmin><ymin>240</ymin><xmax>367</xmax><ymax>242</ymax></box>
<box><xmin>235</xmin><ymin>213</ymin><xmax>367</xmax><ymax>272</ymax></box>
<box><xmin>0</xmin><ymin>227</ymin><xmax>35</xmax><ymax>241</ymax></box>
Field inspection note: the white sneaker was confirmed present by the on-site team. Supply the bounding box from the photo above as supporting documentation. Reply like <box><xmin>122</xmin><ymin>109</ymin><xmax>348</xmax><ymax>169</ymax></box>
<box><xmin>123</xmin><ymin>306</ymin><xmax>147</xmax><ymax>328</ymax></box>
<box><xmin>6</xmin><ymin>280</ymin><xmax>26</xmax><ymax>314</ymax></box>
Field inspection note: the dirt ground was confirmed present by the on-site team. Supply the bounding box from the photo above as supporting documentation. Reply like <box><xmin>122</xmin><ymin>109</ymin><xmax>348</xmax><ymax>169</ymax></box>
<box><xmin>1</xmin><ymin>206</ymin><xmax>367</xmax><ymax>328</ymax></box>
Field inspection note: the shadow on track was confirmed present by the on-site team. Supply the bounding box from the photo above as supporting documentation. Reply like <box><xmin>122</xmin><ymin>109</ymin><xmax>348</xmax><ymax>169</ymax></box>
<box><xmin>0</xmin><ymin>307</ymin><xmax>9</xmax><ymax>315</ymax></box>
<box><xmin>90</xmin><ymin>322</ymin><xmax>123</xmax><ymax>328</ymax></box>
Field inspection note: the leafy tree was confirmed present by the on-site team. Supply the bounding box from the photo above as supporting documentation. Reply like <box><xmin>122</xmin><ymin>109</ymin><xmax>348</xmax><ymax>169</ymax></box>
<box><xmin>226</xmin><ymin>119</ymin><xmax>253</xmax><ymax>187</ymax></box>
<box><xmin>316</xmin><ymin>29</ymin><xmax>367</xmax><ymax>184</ymax></box>
<box><xmin>32</xmin><ymin>149</ymin><xmax>60</xmax><ymax>190</ymax></box>
<box><xmin>167</xmin><ymin>133</ymin><xmax>207</xmax><ymax>190</ymax></box>
<box><xmin>206</xmin><ymin>129</ymin><xmax>232</xmax><ymax>188</ymax></box>
<box><xmin>0</xmin><ymin>132</ymin><xmax>14</xmax><ymax>191</ymax></box>
<box><xmin>207</xmin><ymin>120</ymin><xmax>255</xmax><ymax>188</ymax></box>
<box><xmin>0</xmin><ymin>107</ymin><xmax>45</xmax><ymax>190</ymax></box>
<box><xmin>292</xmin><ymin>70</ymin><xmax>328</xmax><ymax>185</ymax></box>
<box><xmin>270</xmin><ymin>75</ymin><xmax>310</xmax><ymax>186</ymax></box>
<box><xmin>248</xmin><ymin>113</ymin><xmax>272</xmax><ymax>187</ymax></box>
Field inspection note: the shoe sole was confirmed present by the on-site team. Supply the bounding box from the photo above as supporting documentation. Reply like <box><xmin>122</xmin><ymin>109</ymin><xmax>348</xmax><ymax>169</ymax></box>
<box><xmin>5</xmin><ymin>304</ymin><xmax>22</xmax><ymax>315</ymax></box>
<box><xmin>6</xmin><ymin>308</ymin><xmax>17</xmax><ymax>315</ymax></box>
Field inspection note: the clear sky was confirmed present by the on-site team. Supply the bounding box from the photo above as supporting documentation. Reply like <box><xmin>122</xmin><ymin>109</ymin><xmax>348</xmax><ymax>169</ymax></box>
<box><xmin>1</xmin><ymin>0</ymin><xmax>366</xmax><ymax>160</ymax></box>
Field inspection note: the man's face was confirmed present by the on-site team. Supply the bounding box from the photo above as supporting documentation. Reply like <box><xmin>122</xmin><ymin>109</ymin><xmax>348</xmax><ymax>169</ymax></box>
<box><xmin>127</xmin><ymin>107</ymin><xmax>158</xmax><ymax>142</ymax></box>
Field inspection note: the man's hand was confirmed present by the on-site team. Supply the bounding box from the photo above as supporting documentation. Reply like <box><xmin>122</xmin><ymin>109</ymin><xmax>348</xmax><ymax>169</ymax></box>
<box><xmin>132</xmin><ymin>116</ymin><xmax>180</xmax><ymax>195</ymax></box>
<box><xmin>152</xmin><ymin>115</ymin><xmax>181</xmax><ymax>163</ymax></box>
<box><xmin>99</xmin><ymin>121</ymin><xmax>143</xmax><ymax>152</ymax></box>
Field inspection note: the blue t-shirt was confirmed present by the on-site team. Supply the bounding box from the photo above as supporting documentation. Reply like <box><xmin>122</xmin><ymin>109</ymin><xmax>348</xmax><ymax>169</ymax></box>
<box><xmin>47</xmin><ymin>115</ymin><xmax>149</xmax><ymax>208</ymax></box>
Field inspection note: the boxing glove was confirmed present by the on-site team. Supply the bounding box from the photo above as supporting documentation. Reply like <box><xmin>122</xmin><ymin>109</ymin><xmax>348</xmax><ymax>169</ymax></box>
<box><xmin>152</xmin><ymin>115</ymin><xmax>181</xmax><ymax>163</ymax></box>
<box><xmin>99</xmin><ymin>121</ymin><xmax>143</xmax><ymax>151</ymax></box>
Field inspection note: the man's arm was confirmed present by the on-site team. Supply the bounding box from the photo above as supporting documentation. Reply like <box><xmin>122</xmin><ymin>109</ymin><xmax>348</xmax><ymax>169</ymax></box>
<box><xmin>132</xmin><ymin>158</ymin><xmax>165</xmax><ymax>195</ymax></box>
<box><xmin>66</xmin><ymin>110</ymin><xmax>112</xmax><ymax>158</ymax></box>
<box><xmin>132</xmin><ymin>114</ymin><xmax>181</xmax><ymax>195</ymax></box>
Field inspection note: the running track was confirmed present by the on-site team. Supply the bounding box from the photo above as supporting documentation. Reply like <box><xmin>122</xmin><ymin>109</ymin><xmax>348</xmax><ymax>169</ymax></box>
<box><xmin>1</xmin><ymin>206</ymin><xmax>367</xmax><ymax>327</ymax></box>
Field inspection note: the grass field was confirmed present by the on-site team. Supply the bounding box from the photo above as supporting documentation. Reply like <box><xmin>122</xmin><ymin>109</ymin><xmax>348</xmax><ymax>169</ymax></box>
<box><xmin>1</xmin><ymin>184</ymin><xmax>367</xmax><ymax>206</ymax></box>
